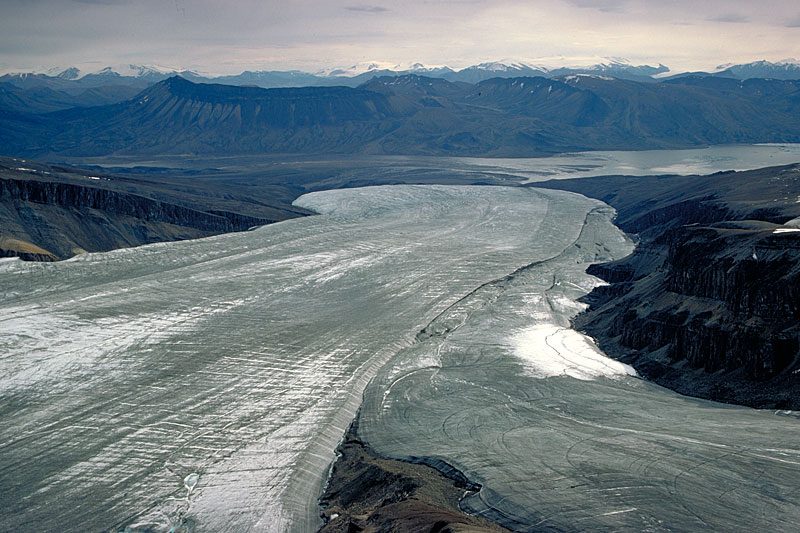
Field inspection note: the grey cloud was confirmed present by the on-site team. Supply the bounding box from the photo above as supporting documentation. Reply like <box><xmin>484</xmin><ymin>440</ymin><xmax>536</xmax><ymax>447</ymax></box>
<box><xmin>566</xmin><ymin>0</ymin><xmax>627</xmax><ymax>13</ymax></box>
<box><xmin>70</xmin><ymin>0</ymin><xmax>132</xmax><ymax>4</ymax></box>
<box><xmin>708</xmin><ymin>13</ymin><xmax>749</xmax><ymax>23</ymax></box>
<box><xmin>345</xmin><ymin>5</ymin><xmax>389</xmax><ymax>12</ymax></box>
<box><xmin>2</xmin><ymin>0</ymin><xmax>800</xmax><ymax>76</ymax></box>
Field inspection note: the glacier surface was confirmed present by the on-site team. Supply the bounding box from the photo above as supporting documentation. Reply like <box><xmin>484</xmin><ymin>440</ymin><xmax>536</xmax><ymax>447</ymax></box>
<box><xmin>1</xmin><ymin>184</ymin><xmax>798</xmax><ymax>533</ymax></box>
<box><xmin>1</xmin><ymin>185</ymin><xmax>601</xmax><ymax>531</ymax></box>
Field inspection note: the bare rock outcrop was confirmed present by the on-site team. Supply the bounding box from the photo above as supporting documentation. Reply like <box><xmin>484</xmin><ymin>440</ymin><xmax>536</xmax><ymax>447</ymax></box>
<box><xmin>537</xmin><ymin>164</ymin><xmax>800</xmax><ymax>408</ymax></box>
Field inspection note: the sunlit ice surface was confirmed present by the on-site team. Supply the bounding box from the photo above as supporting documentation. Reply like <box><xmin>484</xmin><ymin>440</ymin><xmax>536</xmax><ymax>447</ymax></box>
<box><xmin>1</xmin><ymin>185</ymin><xmax>611</xmax><ymax>532</ymax></box>
<box><xmin>357</xmin><ymin>189</ymin><xmax>800</xmax><ymax>531</ymax></box>
<box><xmin>2</xmin><ymin>183</ymin><xmax>798</xmax><ymax>532</ymax></box>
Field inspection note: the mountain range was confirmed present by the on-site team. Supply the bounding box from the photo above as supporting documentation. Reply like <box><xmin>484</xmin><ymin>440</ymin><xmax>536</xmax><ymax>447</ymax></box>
<box><xmin>3</xmin><ymin>59</ymin><xmax>800</xmax><ymax>114</ymax></box>
<box><xmin>0</xmin><ymin>59</ymin><xmax>671</xmax><ymax>89</ymax></box>
<box><xmin>2</xmin><ymin>72</ymin><xmax>800</xmax><ymax>158</ymax></box>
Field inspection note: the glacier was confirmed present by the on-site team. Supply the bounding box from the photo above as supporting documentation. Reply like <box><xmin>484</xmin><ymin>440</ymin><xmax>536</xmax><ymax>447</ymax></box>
<box><xmin>1</xmin><ymin>183</ymin><xmax>798</xmax><ymax>532</ymax></box>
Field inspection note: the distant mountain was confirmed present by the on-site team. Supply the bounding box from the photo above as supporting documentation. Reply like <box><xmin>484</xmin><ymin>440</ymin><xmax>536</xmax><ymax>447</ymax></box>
<box><xmin>0</xmin><ymin>64</ymin><xmax>200</xmax><ymax>111</ymax></box>
<box><xmin>8</xmin><ymin>76</ymin><xmax>401</xmax><ymax>157</ymax></box>
<box><xmin>461</xmin><ymin>76</ymin><xmax>609</xmax><ymax>126</ymax></box>
<box><xmin>359</xmin><ymin>74</ymin><xmax>470</xmax><ymax>101</ymax></box>
<box><xmin>4</xmin><ymin>74</ymin><xmax>800</xmax><ymax>158</ymax></box>
<box><xmin>549</xmin><ymin>60</ymin><xmax>669</xmax><ymax>82</ymax></box>
<box><xmin>0</xmin><ymin>81</ymin><xmax>143</xmax><ymax>113</ymax></box>
<box><xmin>56</xmin><ymin>67</ymin><xmax>80</xmax><ymax>80</ymax></box>
<box><xmin>1</xmin><ymin>64</ymin><xmax>176</xmax><ymax>88</ymax></box>
<box><xmin>0</xmin><ymin>58</ymin><xmax>672</xmax><ymax>92</ymax></box>
<box><xmin>661</xmin><ymin>60</ymin><xmax>800</xmax><ymax>82</ymax></box>
<box><xmin>440</xmin><ymin>62</ymin><xmax>550</xmax><ymax>83</ymax></box>
<box><xmin>212</xmin><ymin>70</ymin><xmax>326</xmax><ymax>88</ymax></box>
<box><xmin>9</xmin><ymin>58</ymin><xmax>800</xmax><ymax>98</ymax></box>
<box><xmin>0</xmin><ymin>72</ymin><xmax>82</xmax><ymax>91</ymax></box>
<box><xmin>187</xmin><ymin>60</ymin><xmax>671</xmax><ymax>89</ymax></box>
<box><xmin>714</xmin><ymin>59</ymin><xmax>800</xmax><ymax>80</ymax></box>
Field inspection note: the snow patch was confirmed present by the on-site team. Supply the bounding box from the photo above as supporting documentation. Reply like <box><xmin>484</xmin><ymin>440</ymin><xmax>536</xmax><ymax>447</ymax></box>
<box><xmin>564</xmin><ymin>73</ymin><xmax>613</xmax><ymax>82</ymax></box>
<box><xmin>512</xmin><ymin>324</ymin><xmax>637</xmax><ymax>381</ymax></box>
<box><xmin>315</xmin><ymin>61</ymin><xmax>451</xmax><ymax>77</ymax></box>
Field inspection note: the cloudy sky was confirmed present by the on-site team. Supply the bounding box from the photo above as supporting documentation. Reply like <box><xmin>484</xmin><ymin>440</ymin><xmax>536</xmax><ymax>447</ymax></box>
<box><xmin>1</xmin><ymin>0</ymin><xmax>798</xmax><ymax>75</ymax></box>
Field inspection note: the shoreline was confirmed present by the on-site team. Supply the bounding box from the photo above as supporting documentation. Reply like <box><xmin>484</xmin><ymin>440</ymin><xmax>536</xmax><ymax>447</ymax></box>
<box><xmin>318</xmin><ymin>415</ymin><xmax>510</xmax><ymax>533</ymax></box>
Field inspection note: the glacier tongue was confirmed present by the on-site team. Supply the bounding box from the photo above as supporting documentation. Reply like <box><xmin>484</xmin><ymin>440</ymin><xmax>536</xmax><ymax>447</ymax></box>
<box><xmin>4</xmin><ymin>182</ymin><xmax>799</xmax><ymax>533</ymax></box>
<box><xmin>0</xmin><ymin>185</ymin><xmax>596</xmax><ymax>532</ymax></box>
<box><xmin>356</xmin><ymin>189</ymin><xmax>800</xmax><ymax>532</ymax></box>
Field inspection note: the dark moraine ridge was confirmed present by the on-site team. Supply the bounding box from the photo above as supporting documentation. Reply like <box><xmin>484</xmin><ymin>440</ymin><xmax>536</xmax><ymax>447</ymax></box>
<box><xmin>318</xmin><ymin>418</ymin><xmax>510</xmax><ymax>533</ymax></box>
<box><xmin>535</xmin><ymin>163</ymin><xmax>800</xmax><ymax>409</ymax></box>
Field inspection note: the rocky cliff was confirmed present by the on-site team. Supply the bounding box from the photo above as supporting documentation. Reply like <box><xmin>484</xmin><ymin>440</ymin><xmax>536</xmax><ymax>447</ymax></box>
<box><xmin>536</xmin><ymin>164</ymin><xmax>800</xmax><ymax>409</ymax></box>
<box><xmin>0</xmin><ymin>159</ymin><xmax>284</xmax><ymax>260</ymax></box>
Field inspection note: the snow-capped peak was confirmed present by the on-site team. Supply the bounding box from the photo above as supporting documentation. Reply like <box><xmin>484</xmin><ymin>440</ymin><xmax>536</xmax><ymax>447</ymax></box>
<box><xmin>0</xmin><ymin>66</ymin><xmax>82</xmax><ymax>78</ymax></box>
<box><xmin>33</xmin><ymin>66</ymin><xmax>81</xmax><ymax>78</ymax></box>
<box><xmin>87</xmin><ymin>64</ymin><xmax>183</xmax><ymax>78</ymax></box>
<box><xmin>471</xmin><ymin>61</ymin><xmax>529</xmax><ymax>72</ymax></box>
<box><xmin>456</xmin><ymin>58</ymin><xmax>548</xmax><ymax>72</ymax></box>
<box><xmin>601</xmin><ymin>57</ymin><xmax>632</xmax><ymax>66</ymax></box>
<box><xmin>406</xmin><ymin>62</ymin><xmax>452</xmax><ymax>73</ymax></box>
<box><xmin>315</xmin><ymin>61</ymin><xmax>399</xmax><ymax>77</ymax></box>
<box><xmin>563</xmin><ymin>73</ymin><xmax>614</xmax><ymax>83</ymax></box>
<box><xmin>315</xmin><ymin>61</ymin><xmax>453</xmax><ymax>77</ymax></box>
<box><xmin>715</xmin><ymin>58</ymin><xmax>800</xmax><ymax>72</ymax></box>
<box><xmin>56</xmin><ymin>67</ymin><xmax>81</xmax><ymax>80</ymax></box>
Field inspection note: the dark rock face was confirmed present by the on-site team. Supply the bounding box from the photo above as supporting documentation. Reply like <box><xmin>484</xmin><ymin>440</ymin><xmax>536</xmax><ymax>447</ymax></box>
<box><xmin>538</xmin><ymin>164</ymin><xmax>800</xmax><ymax>409</ymax></box>
<box><xmin>666</xmin><ymin>231</ymin><xmax>800</xmax><ymax>318</ymax></box>
<box><xmin>0</xmin><ymin>175</ymin><xmax>274</xmax><ymax>260</ymax></box>
<box><xmin>1</xmin><ymin>178</ymin><xmax>267</xmax><ymax>233</ymax></box>
<box><xmin>582</xmin><ymin>226</ymin><xmax>800</xmax><ymax>409</ymax></box>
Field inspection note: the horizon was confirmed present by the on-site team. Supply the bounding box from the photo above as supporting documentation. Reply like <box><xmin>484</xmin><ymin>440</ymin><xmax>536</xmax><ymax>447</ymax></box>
<box><xmin>1</xmin><ymin>0</ymin><xmax>798</xmax><ymax>77</ymax></box>
<box><xmin>3</xmin><ymin>56</ymin><xmax>800</xmax><ymax>79</ymax></box>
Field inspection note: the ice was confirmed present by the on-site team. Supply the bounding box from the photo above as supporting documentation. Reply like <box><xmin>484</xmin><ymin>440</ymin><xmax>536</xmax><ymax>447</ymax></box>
<box><xmin>356</xmin><ymin>187</ymin><xmax>800</xmax><ymax>532</ymax></box>
<box><xmin>3</xmin><ymin>181</ymin><xmax>799</xmax><ymax>532</ymax></box>
<box><xmin>0</xmin><ymin>185</ymin><xmax>580</xmax><ymax>532</ymax></box>
<box><xmin>512</xmin><ymin>324</ymin><xmax>636</xmax><ymax>380</ymax></box>
<box><xmin>184</xmin><ymin>473</ymin><xmax>199</xmax><ymax>494</ymax></box>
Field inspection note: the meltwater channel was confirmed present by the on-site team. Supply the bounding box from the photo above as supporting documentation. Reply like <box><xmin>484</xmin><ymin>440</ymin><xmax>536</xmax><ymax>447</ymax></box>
<box><xmin>1</xmin><ymin>184</ymin><xmax>799</xmax><ymax>532</ymax></box>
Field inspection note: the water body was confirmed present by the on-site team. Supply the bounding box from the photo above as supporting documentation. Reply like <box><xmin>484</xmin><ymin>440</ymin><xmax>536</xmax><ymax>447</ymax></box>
<box><xmin>1</xmin><ymin>185</ymin><xmax>611</xmax><ymax>532</ymax></box>
<box><xmin>65</xmin><ymin>143</ymin><xmax>800</xmax><ymax>188</ymax></box>
<box><xmin>440</xmin><ymin>143</ymin><xmax>800</xmax><ymax>183</ymax></box>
